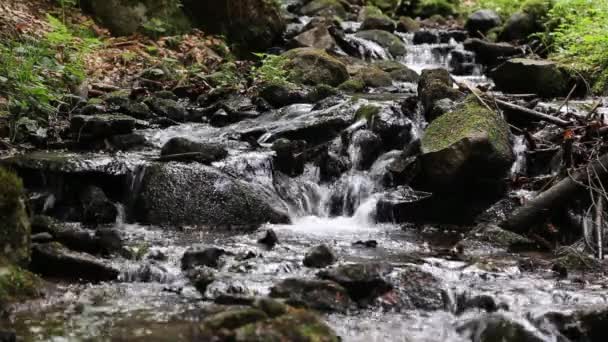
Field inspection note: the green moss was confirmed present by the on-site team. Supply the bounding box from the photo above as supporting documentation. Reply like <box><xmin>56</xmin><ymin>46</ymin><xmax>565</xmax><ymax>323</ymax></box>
<box><xmin>414</xmin><ymin>0</ymin><xmax>458</xmax><ymax>18</ymax></box>
<box><xmin>0</xmin><ymin>263</ymin><xmax>41</xmax><ymax>305</ymax></box>
<box><xmin>338</xmin><ymin>78</ymin><xmax>366</xmax><ymax>92</ymax></box>
<box><xmin>201</xmin><ymin>308</ymin><xmax>268</xmax><ymax>331</ymax></box>
<box><xmin>355</xmin><ymin>104</ymin><xmax>381</xmax><ymax>121</ymax></box>
<box><xmin>0</xmin><ymin>167</ymin><xmax>30</xmax><ymax>266</ymax></box>
<box><xmin>283</xmin><ymin>48</ymin><xmax>349</xmax><ymax>87</ymax></box>
<box><xmin>367</xmin><ymin>0</ymin><xmax>400</xmax><ymax>14</ymax></box>
<box><xmin>422</xmin><ymin>95</ymin><xmax>511</xmax><ymax>157</ymax></box>
<box><xmin>554</xmin><ymin>250</ymin><xmax>600</xmax><ymax>271</ymax></box>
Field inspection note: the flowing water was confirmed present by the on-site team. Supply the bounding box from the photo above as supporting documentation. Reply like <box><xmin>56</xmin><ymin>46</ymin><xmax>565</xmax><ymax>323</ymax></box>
<box><xmin>7</xmin><ymin>18</ymin><xmax>608</xmax><ymax>342</ymax></box>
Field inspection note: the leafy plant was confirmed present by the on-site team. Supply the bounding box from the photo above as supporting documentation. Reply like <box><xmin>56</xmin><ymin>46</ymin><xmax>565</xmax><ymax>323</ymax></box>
<box><xmin>251</xmin><ymin>53</ymin><xmax>292</xmax><ymax>86</ymax></box>
<box><xmin>0</xmin><ymin>14</ymin><xmax>99</xmax><ymax>134</ymax></box>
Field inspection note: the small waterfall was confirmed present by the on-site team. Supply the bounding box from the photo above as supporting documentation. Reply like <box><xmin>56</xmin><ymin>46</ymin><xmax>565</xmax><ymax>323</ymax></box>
<box><xmin>343</xmin><ymin>33</ymin><xmax>392</xmax><ymax>60</ymax></box>
<box><xmin>510</xmin><ymin>135</ymin><xmax>527</xmax><ymax>177</ymax></box>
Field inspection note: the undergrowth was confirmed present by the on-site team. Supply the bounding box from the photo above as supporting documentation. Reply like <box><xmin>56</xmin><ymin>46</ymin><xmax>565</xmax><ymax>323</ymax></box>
<box><xmin>0</xmin><ymin>15</ymin><xmax>99</xmax><ymax>130</ymax></box>
<box><xmin>251</xmin><ymin>53</ymin><xmax>293</xmax><ymax>87</ymax></box>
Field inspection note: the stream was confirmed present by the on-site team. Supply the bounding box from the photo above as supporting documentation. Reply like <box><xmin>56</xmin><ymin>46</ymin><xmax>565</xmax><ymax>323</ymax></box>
<box><xmin>5</xmin><ymin>10</ymin><xmax>608</xmax><ymax>342</ymax></box>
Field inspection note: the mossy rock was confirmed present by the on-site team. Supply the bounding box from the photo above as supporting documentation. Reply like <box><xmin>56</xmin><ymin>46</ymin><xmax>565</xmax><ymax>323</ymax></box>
<box><xmin>418</xmin><ymin>95</ymin><xmax>513</xmax><ymax>191</ymax></box>
<box><xmin>300</xmin><ymin>0</ymin><xmax>348</xmax><ymax>19</ymax></box>
<box><xmin>81</xmin><ymin>0</ymin><xmax>190</xmax><ymax>36</ymax></box>
<box><xmin>356</xmin><ymin>67</ymin><xmax>393</xmax><ymax>88</ymax></box>
<box><xmin>283</xmin><ymin>48</ymin><xmax>349</xmax><ymax>87</ymax></box>
<box><xmin>338</xmin><ymin>78</ymin><xmax>366</xmax><ymax>92</ymax></box>
<box><xmin>397</xmin><ymin>16</ymin><xmax>420</xmax><ymax>32</ymax></box>
<box><xmin>491</xmin><ymin>58</ymin><xmax>572</xmax><ymax>98</ymax></box>
<box><xmin>355</xmin><ymin>104</ymin><xmax>381</xmax><ymax>121</ymax></box>
<box><xmin>360</xmin><ymin>6</ymin><xmax>396</xmax><ymax>32</ymax></box>
<box><xmin>374</xmin><ymin>60</ymin><xmax>419</xmax><ymax>82</ymax></box>
<box><xmin>0</xmin><ymin>168</ymin><xmax>30</xmax><ymax>266</ymax></box>
<box><xmin>234</xmin><ymin>309</ymin><xmax>339</xmax><ymax>342</ymax></box>
<box><xmin>200</xmin><ymin>308</ymin><xmax>268</xmax><ymax>331</ymax></box>
<box><xmin>413</xmin><ymin>0</ymin><xmax>458</xmax><ymax>18</ymax></box>
<box><xmin>354</xmin><ymin>30</ymin><xmax>407</xmax><ymax>56</ymax></box>
<box><xmin>0</xmin><ymin>263</ymin><xmax>41</xmax><ymax>306</ymax></box>
<box><xmin>367</xmin><ymin>0</ymin><xmax>401</xmax><ymax>14</ymax></box>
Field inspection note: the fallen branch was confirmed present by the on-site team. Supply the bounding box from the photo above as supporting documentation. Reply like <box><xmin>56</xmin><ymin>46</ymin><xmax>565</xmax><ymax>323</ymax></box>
<box><xmin>500</xmin><ymin>153</ymin><xmax>608</xmax><ymax>234</ymax></box>
<box><xmin>491</xmin><ymin>98</ymin><xmax>571</xmax><ymax>127</ymax></box>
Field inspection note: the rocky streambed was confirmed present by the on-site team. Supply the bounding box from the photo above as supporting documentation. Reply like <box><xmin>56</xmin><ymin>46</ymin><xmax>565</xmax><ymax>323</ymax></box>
<box><xmin>3</xmin><ymin>1</ymin><xmax>608</xmax><ymax>341</ymax></box>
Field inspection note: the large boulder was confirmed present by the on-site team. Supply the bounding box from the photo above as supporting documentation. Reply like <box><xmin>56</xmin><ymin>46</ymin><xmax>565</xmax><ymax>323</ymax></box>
<box><xmin>415</xmin><ymin>95</ymin><xmax>514</xmax><ymax>192</ymax></box>
<box><xmin>283</xmin><ymin>48</ymin><xmax>349</xmax><ymax>87</ymax></box>
<box><xmin>81</xmin><ymin>0</ymin><xmax>189</xmax><ymax>36</ymax></box>
<box><xmin>491</xmin><ymin>58</ymin><xmax>572</xmax><ymax>98</ymax></box>
<box><xmin>0</xmin><ymin>168</ymin><xmax>30</xmax><ymax>266</ymax></box>
<box><xmin>181</xmin><ymin>0</ymin><xmax>284</xmax><ymax>54</ymax></box>
<box><xmin>465</xmin><ymin>9</ymin><xmax>502</xmax><ymax>37</ymax></box>
<box><xmin>354</xmin><ymin>30</ymin><xmax>407</xmax><ymax>57</ymax></box>
<box><xmin>292</xmin><ymin>24</ymin><xmax>337</xmax><ymax>51</ymax></box>
<box><xmin>133</xmin><ymin>163</ymin><xmax>290</xmax><ymax>228</ymax></box>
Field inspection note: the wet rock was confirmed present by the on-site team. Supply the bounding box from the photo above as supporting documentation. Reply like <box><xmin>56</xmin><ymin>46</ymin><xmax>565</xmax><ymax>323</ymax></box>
<box><xmin>413</xmin><ymin>30</ymin><xmax>439</xmax><ymax>44</ymax></box>
<box><xmin>389</xmin><ymin>265</ymin><xmax>447</xmax><ymax>311</ymax></box>
<box><xmin>186</xmin><ymin>266</ymin><xmax>216</xmax><ymax>294</ymax></box>
<box><xmin>106</xmin><ymin>133</ymin><xmax>147</xmax><ymax>151</ymax></box>
<box><xmin>12</xmin><ymin>117</ymin><xmax>47</xmax><ymax>144</ymax></box>
<box><xmin>360</xmin><ymin>6</ymin><xmax>396</xmax><ymax>32</ymax></box>
<box><xmin>456</xmin><ymin>294</ymin><xmax>501</xmax><ymax>314</ymax></box>
<box><xmin>439</xmin><ymin>30</ymin><xmax>468</xmax><ymax>43</ymax></box>
<box><xmin>283</xmin><ymin>48</ymin><xmax>349</xmax><ymax>87</ymax></box>
<box><xmin>338</xmin><ymin>78</ymin><xmax>366</xmax><ymax>92</ymax></box>
<box><xmin>144</xmin><ymin>97</ymin><xmax>188</xmax><ymax>122</ymax></box>
<box><xmin>458</xmin><ymin>313</ymin><xmax>545</xmax><ymax>342</ymax></box>
<box><xmin>415</xmin><ymin>95</ymin><xmax>513</xmax><ymax>193</ymax></box>
<box><xmin>317</xmin><ymin>262</ymin><xmax>393</xmax><ymax>302</ymax></box>
<box><xmin>0</xmin><ymin>168</ymin><xmax>30</xmax><ymax>266</ymax></box>
<box><xmin>303</xmin><ymin>244</ymin><xmax>337</xmax><ymax>268</ymax></box>
<box><xmin>369</xmin><ymin>105</ymin><xmax>412</xmax><ymax>149</ymax></box>
<box><xmin>292</xmin><ymin>23</ymin><xmax>337</xmax><ymax>51</ymax></box>
<box><xmin>463</xmin><ymin>38</ymin><xmax>521</xmax><ymax>66</ymax></box>
<box><xmin>234</xmin><ymin>309</ymin><xmax>339</xmax><ymax>341</ymax></box>
<box><xmin>375</xmin><ymin>186</ymin><xmax>434</xmax><ymax>223</ymax></box>
<box><xmin>260</xmin><ymin>84</ymin><xmax>306</xmax><ymax>108</ymax></box>
<box><xmin>417</xmin><ymin>68</ymin><xmax>462</xmax><ymax>120</ymax></box>
<box><xmin>181</xmin><ymin>246</ymin><xmax>226</xmax><ymax>270</ymax></box>
<box><xmin>461</xmin><ymin>224</ymin><xmax>535</xmax><ymax>252</ymax></box>
<box><xmin>134</xmin><ymin>163</ymin><xmax>290</xmax><ymax>228</ymax></box>
<box><xmin>269</xmin><ymin>278</ymin><xmax>353</xmax><ymax>312</ymax></box>
<box><xmin>118</xmin><ymin>100</ymin><xmax>154</xmax><ymax>120</ymax></box>
<box><xmin>80</xmin><ymin>185</ymin><xmax>117</xmax><ymax>225</ymax></box>
<box><xmin>374</xmin><ymin>60</ymin><xmax>419</xmax><ymax>83</ymax></box>
<box><xmin>70</xmin><ymin>114</ymin><xmax>136</xmax><ymax>140</ymax></box>
<box><xmin>354</xmin><ymin>30</ymin><xmax>407</xmax><ymax>56</ymax></box>
<box><xmin>491</xmin><ymin>58</ymin><xmax>572</xmax><ymax>98</ymax></box>
<box><xmin>351</xmin><ymin>129</ymin><xmax>383</xmax><ymax>170</ymax></box>
<box><xmin>30</xmin><ymin>242</ymin><xmax>119</xmax><ymax>282</ymax></box>
<box><xmin>539</xmin><ymin>306</ymin><xmax>608</xmax><ymax>341</ymax></box>
<box><xmin>355</xmin><ymin>67</ymin><xmax>393</xmax><ymax>88</ymax></box>
<box><xmin>42</xmin><ymin>219</ymin><xmax>122</xmax><ymax>255</ymax></box>
<box><xmin>317</xmin><ymin>150</ymin><xmax>349</xmax><ymax>182</ymax></box>
<box><xmin>299</xmin><ymin>0</ymin><xmax>347</xmax><ymax>19</ymax></box>
<box><xmin>182</xmin><ymin>0</ymin><xmax>284</xmax><ymax>54</ymax></box>
<box><xmin>271</xmin><ymin>139</ymin><xmax>306</xmax><ymax>177</ymax></box>
<box><xmin>257</xmin><ymin>229</ymin><xmax>279</xmax><ymax>249</ymax></box>
<box><xmin>305</xmin><ymin>84</ymin><xmax>338</xmax><ymax>103</ymax></box>
<box><xmin>353</xmin><ymin>240</ymin><xmax>378</xmax><ymax>248</ymax></box>
<box><xmin>449</xmin><ymin>49</ymin><xmax>477</xmax><ymax>75</ymax></box>
<box><xmin>465</xmin><ymin>9</ymin><xmax>502</xmax><ymax>37</ymax></box>
<box><xmin>31</xmin><ymin>232</ymin><xmax>53</xmax><ymax>243</ymax></box>
<box><xmin>160</xmin><ymin>137</ymin><xmax>228</xmax><ymax>164</ymax></box>
<box><xmin>396</xmin><ymin>16</ymin><xmax>420</xmax><ymax>32</ymax></box>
